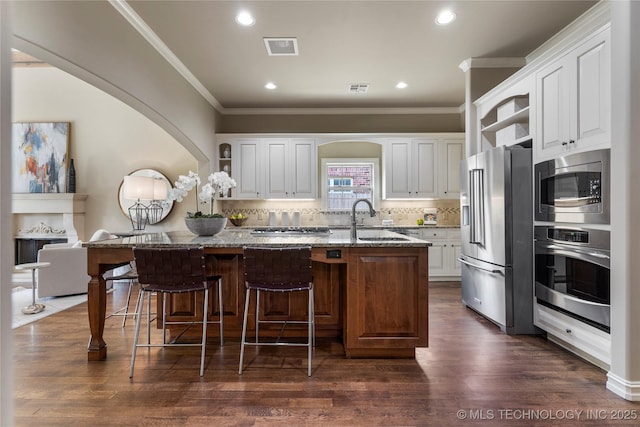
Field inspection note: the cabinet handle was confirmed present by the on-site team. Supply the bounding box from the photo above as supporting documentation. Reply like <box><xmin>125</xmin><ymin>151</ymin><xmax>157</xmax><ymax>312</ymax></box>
<box><xmin>569</xmin><ymin>139</ymin><xmax>575</xmax><ymax>144</ymax></box>
<box><xmin>561</xmin><ymin>141</ymin><xmax>568</xmax><ymax>146</ymax></box>
<box><xmin>565</xmin><ymin>329</ymin><xmax>572</xmax><ymax>334</ymax></box>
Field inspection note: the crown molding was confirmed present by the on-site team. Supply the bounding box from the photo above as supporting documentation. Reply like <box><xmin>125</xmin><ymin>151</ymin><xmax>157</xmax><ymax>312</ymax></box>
<box><xmin>220</xmin><ymin>106</ymin><xmax>464</xmax><ymax>116</ymax></box>
<box><xmin>109</xmin><ymin>0</ymin><xmax>224</xmax><ymax>111</ymax></box>
<box><xmin>458</xmin><ymin>57</ymin><xmax>526</xmax><ymax>73</ymax></box>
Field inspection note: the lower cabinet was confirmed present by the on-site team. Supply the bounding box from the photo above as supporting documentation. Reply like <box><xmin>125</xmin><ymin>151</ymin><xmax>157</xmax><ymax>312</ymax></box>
<box><xmin>420</xmin><ymin>228</ymin><xmax>461</xmax><ymax>280</ymax></box>
<box><xmin>344</xmin><ymin>247</ymin><xmax>429</xmax><ymax>357</ymax></box>
<box><xmin>164</xmin><ymin>253</ymin><xmax>343</xmax><ymax>339</ymax></box>
<box><xmin>162</xmin><ymin>247</ymin><xmax>429</xmax><ymax>358</ymax></box>
<box><xmin>535</xmin><ymin>302</ymin><xmax>610</xmax><ymax>369</ymax></box>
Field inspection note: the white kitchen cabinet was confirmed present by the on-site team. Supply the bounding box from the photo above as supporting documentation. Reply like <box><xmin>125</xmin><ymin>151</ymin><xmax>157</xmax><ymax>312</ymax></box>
<box><xmin>421</xmin><ymin>228</ymin><xmax>461</xmax><ymax>280</ymax></box>
<box><xmin>232</xmin><ymin>139</ymin><xmax>264</xmax><ymax>199</ymax></box>
<box><xmin>439</xmin><ymin>138</ymin><xmax>464</xmax><ymax>198</ymax></box>
<box><xmin>536</xmin><ymin>25</ymin><xmax>610</xmax><ymax>161</ymax></box>
<box><xmin>265</xmin><ymin>138</ymin><xmax>316</xmax><ymax>199</ymax></box>
<box><xmin>535</xmin><ymin>302</ymin><xmax>610</xmax><ymax>369</ymax></box>
<box><xmin>384</xmin><ymin>138</ymin><xmax>438</xmax><ymax>199</ymax></box>
<box><xmin>227</xmin><ymin>137</ymin><xmax>317</xmax><ymax>199</ymax></box>
<box><xmin>383</xmin><ymin>135</ymin><xmax>463</xmax><ymax>200</ymax></box>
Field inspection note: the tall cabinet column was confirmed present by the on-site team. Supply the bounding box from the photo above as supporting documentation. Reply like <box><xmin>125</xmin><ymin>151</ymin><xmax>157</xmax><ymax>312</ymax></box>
<box><xmin>608</xmin><ymin>0</ymin><xmax>640</xmax><ymax>401</ymax></box>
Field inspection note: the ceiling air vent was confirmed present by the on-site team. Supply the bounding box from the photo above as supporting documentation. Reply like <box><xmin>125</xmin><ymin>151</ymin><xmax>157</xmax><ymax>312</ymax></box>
<box><xmin>349</xmin><ymin>84</ymin><xmax>369</xmax><ymax>94</ymax></box>
<box><xmin>264</xmin><ymin>38</ymin><xmax>299</xmax><ymax>56</ymax></box>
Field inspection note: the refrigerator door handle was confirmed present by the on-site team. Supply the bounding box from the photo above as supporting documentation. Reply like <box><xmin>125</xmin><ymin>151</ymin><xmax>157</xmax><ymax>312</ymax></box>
<box><xmin>469</xmin><ymin>169</ymin><xmax>484</xmax><ymax>245</ymax></box>
<box><xmin>458</xmin><ymin>257</ymin><xmax>503</xmax><ymax>275</ymax></box>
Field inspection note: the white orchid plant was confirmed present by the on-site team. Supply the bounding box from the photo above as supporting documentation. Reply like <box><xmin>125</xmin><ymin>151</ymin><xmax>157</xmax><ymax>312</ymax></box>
<box><xmin>169</xmin><ymin>170</ymin><xmax>236</xmax><ymax>218</ymax></box>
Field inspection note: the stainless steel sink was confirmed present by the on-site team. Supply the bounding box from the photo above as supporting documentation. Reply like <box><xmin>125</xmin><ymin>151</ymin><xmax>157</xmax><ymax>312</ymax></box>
<box><xmin>358</xmin><ymin>236</ymin><xmax>410</xmax><ymax>242</ymax></box>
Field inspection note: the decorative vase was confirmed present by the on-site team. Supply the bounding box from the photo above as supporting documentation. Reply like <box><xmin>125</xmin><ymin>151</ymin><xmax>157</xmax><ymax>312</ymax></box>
<box><xmin>184</xmin><ymin>217</ymin><xmax>227</xmax><ymax>236</ymax></box>
<box><xmin>68</xmin><ymin>158</ymin><xmax>76</xmax><ymax>193</ymax></box>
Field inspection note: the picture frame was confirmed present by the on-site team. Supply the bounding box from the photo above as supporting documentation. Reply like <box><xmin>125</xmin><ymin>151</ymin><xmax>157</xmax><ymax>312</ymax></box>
<box><xmin>12</xmin><ymin>122</ymin><xmax>70</xmax><ymax>193</ymax></box>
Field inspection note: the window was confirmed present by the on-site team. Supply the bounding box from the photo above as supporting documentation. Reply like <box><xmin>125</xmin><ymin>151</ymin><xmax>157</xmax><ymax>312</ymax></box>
<box><xmin>321</xmin><ymin>158</ymin><xmax>379</xmax><ymax>211</ymax></box>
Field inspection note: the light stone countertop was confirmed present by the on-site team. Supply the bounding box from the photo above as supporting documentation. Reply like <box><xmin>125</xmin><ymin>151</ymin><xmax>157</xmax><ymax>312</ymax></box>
<box><xmin>85</xmin><ymin>228</ymin><xmax>431</xmax><ymax>249</ymax></box>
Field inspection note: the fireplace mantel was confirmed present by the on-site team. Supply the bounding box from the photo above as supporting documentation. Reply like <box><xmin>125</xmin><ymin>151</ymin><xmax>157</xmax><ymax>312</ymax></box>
<box><xmin>12</xmin><ymin>193</ymin><xmax>88</xmax><ymax>242</ymax></box>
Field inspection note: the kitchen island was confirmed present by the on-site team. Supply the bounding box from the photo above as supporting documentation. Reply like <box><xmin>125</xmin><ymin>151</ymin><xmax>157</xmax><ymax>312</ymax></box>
<box><xmin>85</xmin><ymin>228</ymin><xmax>430</xmax><ymax>361</ymax></box>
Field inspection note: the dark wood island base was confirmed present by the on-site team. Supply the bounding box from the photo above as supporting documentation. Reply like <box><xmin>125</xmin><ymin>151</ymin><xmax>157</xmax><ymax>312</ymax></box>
<box><xmin>85</xmin><ymin>230</ymin><xmax>429</xmax><ymax>361</ymax></box>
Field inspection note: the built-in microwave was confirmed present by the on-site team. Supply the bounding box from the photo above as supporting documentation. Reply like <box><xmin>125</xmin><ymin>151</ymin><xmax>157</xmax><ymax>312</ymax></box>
<box><xmin>535</xmin><ymin>149</ymin><xmax>610</xmax><ymax>224</ymax></box>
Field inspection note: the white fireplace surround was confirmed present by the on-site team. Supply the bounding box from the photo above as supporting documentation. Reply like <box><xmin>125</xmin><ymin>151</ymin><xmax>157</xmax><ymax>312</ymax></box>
<box><xmin>12</xmin><ymin>193</ymin><xmax>88</xmax><ymax>243</ymax></box>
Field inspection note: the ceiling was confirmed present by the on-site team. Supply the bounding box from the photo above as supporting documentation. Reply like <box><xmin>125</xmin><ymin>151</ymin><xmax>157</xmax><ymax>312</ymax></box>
<box><xmin>16</xmin><ymin>1</ymin><xmax>599</xmax><ymax>112</ymax></box>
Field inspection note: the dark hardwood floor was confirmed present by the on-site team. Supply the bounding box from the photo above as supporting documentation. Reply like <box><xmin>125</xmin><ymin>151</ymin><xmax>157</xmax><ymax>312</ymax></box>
<box><xmin>12</xmin><ymin>282</ymin><xmax>639</xmax><ymax>426</ymax></box>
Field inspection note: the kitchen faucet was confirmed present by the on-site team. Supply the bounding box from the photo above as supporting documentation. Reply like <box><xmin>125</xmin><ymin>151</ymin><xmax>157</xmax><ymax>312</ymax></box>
<box><xmin>351</xmin><ymin>198</ymin><xmax>377</xmax><ymax>240</ymax></box>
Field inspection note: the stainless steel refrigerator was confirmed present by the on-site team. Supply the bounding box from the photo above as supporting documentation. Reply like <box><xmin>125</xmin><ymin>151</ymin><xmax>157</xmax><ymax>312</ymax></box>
<box><xmin>459</xmin><ymin>145</ymin><xmax>537</xmax><ymax>334</ymax></box>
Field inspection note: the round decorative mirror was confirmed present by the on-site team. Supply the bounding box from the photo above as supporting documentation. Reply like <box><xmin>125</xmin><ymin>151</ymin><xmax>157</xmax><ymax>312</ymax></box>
<box><xmin>118</xmin><ymin>169</ymin><xmax>174</xmax><ymax>224</ymax></box>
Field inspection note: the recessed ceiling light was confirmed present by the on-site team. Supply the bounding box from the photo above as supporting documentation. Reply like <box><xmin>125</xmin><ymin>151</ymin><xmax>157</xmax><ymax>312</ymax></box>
<box><xmin>396</xmin><ymin>81</ymin><xmax>408</xmax><ymax>89</ymax></box>
<box><xmin>235</xmin><ymin>11</ymin><xmax>255</xmax><ymax>26</ymax></box>
<box><xmin>265</xmin><ymin>82</ymin><xmax>277</xmax><ymax>90</ymax></box>
<box><xmin>435</xmin><ymin>9</ymin><xmax>456</xmax><ymax>26</ymax></box>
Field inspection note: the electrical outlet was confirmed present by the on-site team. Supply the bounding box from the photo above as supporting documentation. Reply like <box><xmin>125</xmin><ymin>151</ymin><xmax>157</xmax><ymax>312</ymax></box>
<box><xmin>258</xmin><ymin>212</ymin><xmax>263</xmax><ymax>220</ymax></box>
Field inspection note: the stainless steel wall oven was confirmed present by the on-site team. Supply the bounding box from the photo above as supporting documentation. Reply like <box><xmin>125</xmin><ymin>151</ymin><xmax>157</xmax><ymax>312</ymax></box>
<box><xmin>534</xmin><ymin>226</ymin><xmax>610</xmax><ymax>331</ymax></box>
<box><xmin>535</xmin><ymin>149</ymin><xmax>610</xmax><ymax>224</ymax></box>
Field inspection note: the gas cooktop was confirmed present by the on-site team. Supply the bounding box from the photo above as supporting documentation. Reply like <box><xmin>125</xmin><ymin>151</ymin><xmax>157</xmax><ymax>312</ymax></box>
<box><xmin>250</xmin><ymin>227</ymin><xmax>332</xmax><ymax>236</ymax></box>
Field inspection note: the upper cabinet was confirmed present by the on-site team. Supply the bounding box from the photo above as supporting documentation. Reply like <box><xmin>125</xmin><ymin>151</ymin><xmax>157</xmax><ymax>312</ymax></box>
<box><xmin>231</xmin><ymin>139</ymin><xmax>265</xmax><ymax>199</ymax></box>
<box><xmin>536</xmin><ymin>25</ymin><xmax>610</xmax><ymax>161</ymax></box>
<box><xmin>385</xmin><ymin>138</ymin><xmax>438</xmax><ymax>199</ymax></box>
<box><xmin>225</xmin><ymin>137</ymin><xmax>317</xmax><ymax>199</ymax></box>
<box><xmin>383</xmin><ymin>135</ymin><xmax>464</xmax><ymax>200</ymax></box>
<box><xmin>439</xmin><ymin>138</ymin><xmax>465</xmax><ymax>198</ymax></box>
<box><xmin>264</xmin><ymin>138</ymin><xmax>316</xmax><ymax>199</ymax></box>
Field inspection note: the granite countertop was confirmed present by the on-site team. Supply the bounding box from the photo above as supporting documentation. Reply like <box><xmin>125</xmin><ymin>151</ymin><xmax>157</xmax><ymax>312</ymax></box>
<box><xmin>86</xmin><ymin>228</ymin><xmax>431</xmax><ymax>249</ymax></box>
<box><xmin>324</xmin><ymin>224</ymin><xmax>459</xmax><ymax>230</ymax></box>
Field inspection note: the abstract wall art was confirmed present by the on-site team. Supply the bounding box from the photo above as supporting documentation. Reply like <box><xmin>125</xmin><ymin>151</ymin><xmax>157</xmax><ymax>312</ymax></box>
<box><xmin>12</xmin><ymin>122</ymin><xmax>70</xmax><ymax>193</ymax></box>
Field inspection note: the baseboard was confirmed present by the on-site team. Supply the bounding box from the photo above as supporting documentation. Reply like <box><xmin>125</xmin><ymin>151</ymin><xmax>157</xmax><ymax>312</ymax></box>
<box><xmin>606</xmin><ymin>372</ymin><xmax>640</xmax><ymax>401</ymax></box>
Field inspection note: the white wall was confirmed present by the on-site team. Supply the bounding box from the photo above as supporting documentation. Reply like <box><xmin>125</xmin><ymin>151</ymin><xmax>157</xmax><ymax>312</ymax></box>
<box><xmin>13</xmin><ymin>66</ymin><xmax>198</xmax><ymax>235</ymax></box>
<box><xmin>0</xmin><ymin>3</ymin><xmax>14</xmax><ymax>425</ymax></box>
<box><xmin>12</xmin><ymin>0</ymin><xmax>218</xmax><ymax>174</ymax></box>
<box><xmin>607</xmin><ymin>0</ymin><xmax>640</xmax><ymax>401</ymax></box>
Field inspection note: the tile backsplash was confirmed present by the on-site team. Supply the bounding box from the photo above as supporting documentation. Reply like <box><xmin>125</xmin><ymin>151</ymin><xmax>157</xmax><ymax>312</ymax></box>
<box><xmin>219</xmin><ymin>199</ymin><xmax>460</xmax><ymax>227</ymax></box>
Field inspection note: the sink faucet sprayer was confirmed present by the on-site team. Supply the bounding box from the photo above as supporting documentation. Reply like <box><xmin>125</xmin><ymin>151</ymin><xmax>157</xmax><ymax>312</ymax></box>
<box><xmin>351</xmin><ymin>198</ymin><xmax>377</xmax><ymax>240</ymax></box>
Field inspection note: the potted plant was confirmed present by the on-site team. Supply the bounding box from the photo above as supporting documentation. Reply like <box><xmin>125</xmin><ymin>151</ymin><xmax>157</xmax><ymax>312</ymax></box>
<box><xmin>169</xmin><ymin>171</ymin><xmax>236</xmax><ymax>236</ymax></box>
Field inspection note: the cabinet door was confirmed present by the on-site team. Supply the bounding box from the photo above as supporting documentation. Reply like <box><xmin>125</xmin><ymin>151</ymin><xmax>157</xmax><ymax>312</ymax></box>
<box><xmin>264</xmin><ymin>139</ymin><xmax>288</xmax><ymax>198</ymax></box>
<box><xmin>413</xmin><ymin>139</ymin><xmax>438</xmax><ymax>198</ymax></box>
<box><xmin>289</xmin><ymin>138</ymin><xmax>316</xmax><ymax>199</ymax></box>
<box><xmin>384</xmin><ymin>138</ymin><xmax>438</xmax><ymax>199</ymax></box>
<box><xmin>573</xmin><ymin>28</ymin><xmax>610</xmax><ymax>149</ymax></box>
<box><xmin>440</xmin><ymin>138</ymin><xmax>464</xmax><ymax>198</ymax></box>
<box><xmin>537</xmin><ymin>60</ymin><xmax>570</xmax><ymax>155</ymax></box>
<box><xmin>385</xmin><ymin>140</ymin><xmax>412</xmax><ymax>198</ymax></box>
<box><xmin>449</xmin><ymin>242</ymin><xmax>462</xmax><ymax>276</ymax></box>
<box><xmin>264</xmin><ymin>138</ymin><xmax>317</xmax><ymax>199</ymax></box>
<box><xmin>232</xmin><ymin>139</ymin><xmax>264</xmax><ymax>199</ymax></box>
<box><xmin>427</xmin><ymin>241</ymin><xmax>446</xmax><ymax>276</ymax></box>
<box><xmin>345</xmin><ymin>248</ymin><xmax>428</xmax><ymax>357</ymax></box>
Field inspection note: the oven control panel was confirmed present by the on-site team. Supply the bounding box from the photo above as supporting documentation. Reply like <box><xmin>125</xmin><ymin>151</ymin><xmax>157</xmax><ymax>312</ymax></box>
<box><xmin>548</xmin><ymin>228</ymin><xmax>589</xmax><ymax>244</ymax></box>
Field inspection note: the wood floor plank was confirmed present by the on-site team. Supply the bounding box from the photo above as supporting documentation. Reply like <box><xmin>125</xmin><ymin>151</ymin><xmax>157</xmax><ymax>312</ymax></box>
<box><xmin>12</xmin><ymin>282</ymin><xmax>640</xmax><ymax>426</ymax></box>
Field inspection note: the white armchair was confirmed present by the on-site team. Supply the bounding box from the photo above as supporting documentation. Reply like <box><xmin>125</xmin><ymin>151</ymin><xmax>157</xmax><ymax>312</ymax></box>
<box><xmin>36</xmin><ymin>242</ymin><xmax>90</xmax><ymax>298</ymax></box>
<box><xmin>36</xmin><ymin>229</ymin><xmax>117</xmax><ymax>298</ymax></box>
